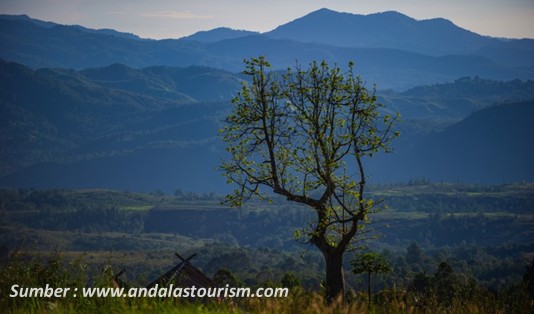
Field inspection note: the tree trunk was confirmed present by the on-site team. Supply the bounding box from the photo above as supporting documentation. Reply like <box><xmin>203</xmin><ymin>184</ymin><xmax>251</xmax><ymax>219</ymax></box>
<box><xmin>367</xmin><ymin>272</ymin><xmax>372</xmax><ymax>308</ymax></box>
<box><xmin>323</xmin><ymin>249</ymin><xmax>345</xmax><ymax>303</ymax></box>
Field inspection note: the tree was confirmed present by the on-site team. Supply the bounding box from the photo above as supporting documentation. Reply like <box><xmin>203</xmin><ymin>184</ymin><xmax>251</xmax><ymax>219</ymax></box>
<box><xmin>406</xmin><ymin>242</ymin><xmax>426</xmax><ymax>273</ymax></box>
<box><xmin>213</xmin><ymin>268</ymin><xmax>242</xmax><ymax>287</ymax></box>
<box><xmin>280</xmin><ymin>271</ymin><xmax>301</xmax><ymax>290</ymax></box>
<box><xmin>351</xmin><ymin>252</ymin><xmax>392</xmax><ymax>306</ymax></box>
<box><xmin>220</xmin><ymin>56</ymin><xmax>398</xmax><ymax>302</ymax></box>
<box><xmin>432</xmin><ymin>262</ymin><xmax>459</xmax><ymax>307</ymax></box>
<box><xmin>524</xmin><ymin>259</ymin><xmax>534</xmax><ymax>308</ymax></box>
<box><xmin>408</xmin><ymin>262</ymin><xmax>461</xmax><ymax>308</ymax></box>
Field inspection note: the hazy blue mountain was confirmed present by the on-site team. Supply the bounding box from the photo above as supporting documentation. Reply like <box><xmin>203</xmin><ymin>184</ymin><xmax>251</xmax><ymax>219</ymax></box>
<box><xmin>0</xmin><ymin>16</ymin><xmax>211</xmax><ymax>69</ymax></box>
<box><xmin>379</xmin><ymin>77</ymin><xmax>534</xmax><ymax>119</ymax></box>
<box><xmin>4</xmin><ymin>99</ymin><xmax>532</xmax><ymax>192</ymax></box>
<box><xmin>369</xmin><ymin>100</ymin><xmax>534</xmax><ymax>184</ymax></box>
<box><xmin>79</xmin><ymin>63</ymin><xmax>242</xmax><ymax>101</ymax></box>
<box><xmin>203</xmin><ymin>35</ymin><xmax>533</xmax><ymax>90</ymax></box>
<box><xmin>181</xmin><ymin>27</ymin><xmax>259</xmax><ymax>42</ymax></box>
<box><xmin>264</xmin><ymin>8</ymin><xmax>534</xmax><ymax>67</ymax></box>
<box><xmin>0</xmin><ymin>14</ymin><xmax>58</xmax><ymax>28</ymax></box>
<box><xmin>475</xmin><ymin>39</ymin><xmax>534</xmax><ymax>68</ymax></box>
<box><xmin>1</xmin><ymin>13</ymin><xmax>533</xmax><ymax>90</ymax></box>
<box><xmin>1</xmin><ymin>60</ymin><xmax>533</xmax><ymax>191</ymax></box>
<box><xmin>2</xmin><ymin>5</ymin><xmax>534</xmax><ymax>191</ymax></box>
<box><xmin>0</xmin><ymin>145</ymin><xmax>226</xmax><ymax>193</ymax></box>
<box><xmin>0</xmin><ymin>14</ymin><xmax>144</xmax><ymax>40</ymax></box>
<box><xmin>0</xmin><ymin>60</ymin><xmax>242</xmax><ymax>179</ymax></box>
<box><xmin>266</xmin><ymin>9</ymin><xmax>490</xmax><ymax>55</ymax></box>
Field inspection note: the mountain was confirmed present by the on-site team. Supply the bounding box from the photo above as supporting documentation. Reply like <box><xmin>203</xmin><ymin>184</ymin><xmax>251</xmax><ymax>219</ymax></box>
<box><xmin>0</xmin><ymin>60</ymin><xmax>242</xmax><ymax>182</ymax></box>
<box><xmin>79</xmin><ymin>63</ymin><xmax>242</xmax><ymax>101</ymax></box>
<box><xmin>428</xmin><ymin>101</ymin><xmax>534</xmax><ymax>182</ymax></box>
<box><xmin>369</xmin><ymin>100</ymin><xmax>534</xmax><ymax>183</ymax></box>
<box><xmin>474</xmin><ymin>39</ymin><xmax>534</xmax><ymax>68</ymax></box>
<box><xmin>264</xmin><ymin>8</ymin><xmax>534</xmax><ymax>66</ymax></box>
<box><xmin>0</xmin><ymin>145</ymin><xmax>226</xmax><ymax>193</ymax></box>
<box><xmin>265</xmin><ymin>8</ymin><xmax>495</xmax><ymax>56</ymax></box>
<box><xmin>1</xmin><ymin>12</ymin><xmax>533</xmax><ymax>90</ymax></box>
<box><xmin>0</xmin><ymin>14</ymin><xmax>144</xmax><ymax>40</ymax></box>
<box><xmin>1</xmin><ymin>60</ymin><xmax>533</xmax><ymax>191</ymax></box>
<box><xmin>379</xmin><ymin>77</ymin><xmax>534</xmax><ymax>119</ymax></box>
<box><xmin>181</xmin><ymin>27</ymin><xmax>259</xmax><ymax>42</ymax></box>
<box><xmin>1</xmin><ymin>10</ymin><xmax>533</xmax><ymax>191</ymax></box>
<box><xmin>0</xmin><ymin>17</ymin><xmax>188</xmax><ymax>69</ymax></box>
<box><xmin>203</xmin><ymin>36</ymin><xmax>533</xmax><ymax>90</ymax></box>
<box><xmin>4</xmin><ymin>99</ymin><xmax>533</xmax><ymax>191</ymax></box>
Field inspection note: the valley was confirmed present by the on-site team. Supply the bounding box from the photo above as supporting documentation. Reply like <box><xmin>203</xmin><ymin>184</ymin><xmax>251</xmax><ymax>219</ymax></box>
<box><xmin>0</xmin><ymin>7</ymin><xmax>533</xmax><ymax>313</ymax></box>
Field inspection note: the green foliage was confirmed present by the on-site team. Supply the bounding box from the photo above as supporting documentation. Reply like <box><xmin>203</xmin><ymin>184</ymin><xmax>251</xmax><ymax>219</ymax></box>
<box><xmin>524</xmin><ymin>258</ymin><xmax>534</xmax><ymax>299</ymax></box>
<box><xmin>213</xmin><ymin>268</ymin><xmax>242</xmax><ymax>287</ymax></box>
<box><xmin>0</xmin><ymin>251</ymin><xmax>84</xmax><ymax>312</ymax></box>
<box><xmin>220</xmin><ymin>56</ymin><xmax>399</xmax><ymax>300</ymax></box>
<box><xmin>280</xmin><ymin>272</ymin><xmax>301</xmax><ymax>290</ymax></box>
<box><xmin>1</xmin><ymin>251</ymin><xmax>532</xmax><ymax>313</ymax></box>
<box><xmin>220</xmin><ymin>56</ymin><xmax>398</xmax><ymax>247</ymax></box>
<box><xmin>433</xmin><ymin>262</ymin><xmax>460</xmax><ymax>307</ymax></box>
<box><xmin>351</xmin><ymin>251</ymin><xmax>392</xmax><ymax>306</ymax></box>
<box><xmin>351</xmin><ymin>252</ymin><xmax>392</xmax><ymax>276</ymax></box>
<box><xmin>404</xmin><ymin>260</ymin><xmax>534</xmax><ymax>312</ymax></box>
<box><xmin>1</xmin><ymin>186</ymin><xmax>532</xmax><ymax>292</ymax></box>
<box><xmin>1</xmin><ymin>186</ymin><xmax>532</xmax><ymax>308</ymax></box>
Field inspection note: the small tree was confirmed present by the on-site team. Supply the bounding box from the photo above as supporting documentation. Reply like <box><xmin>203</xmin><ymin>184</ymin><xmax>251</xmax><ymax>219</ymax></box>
<box><xmin>281</xmin><ymin>271</ymin><xmax>301</xmax><ymax>290</ymax></box>
<box><xmin>523</xmin><ymin>258</ymin><xmax>534</xmax><ymax>304</ymax></box>
<box><xmin>433</xmin><ymin>262</ymin><xmax>459</xmax><ymax>307</ymax></box>
<box><xmin>351</xmin><ymin>252</ymin><xmax>392</xmax><ymax>306</ymax></box>
<box><xmin>213</xmin><ymin>268</ymin><xmax>241</xmax><ymax>287</ymax></box>
<box><xmin>220</xmin><ymin>56</ymin><xmax>398</xmax><ymax>302</ymax></box>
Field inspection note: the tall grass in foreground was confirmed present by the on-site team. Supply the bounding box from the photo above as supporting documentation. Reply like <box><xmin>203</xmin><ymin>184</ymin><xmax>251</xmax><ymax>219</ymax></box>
<box><xmin>0</xmin><ymin>251</ymin><xmax>531</xmax><ymax>313</ymax></box>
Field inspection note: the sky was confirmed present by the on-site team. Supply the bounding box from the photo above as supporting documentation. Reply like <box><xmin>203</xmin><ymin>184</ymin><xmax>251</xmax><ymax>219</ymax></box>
<box><xmin>1</xmin><ymin>0</ymin><xmax>533</xmax><ymax>40</ymax></box>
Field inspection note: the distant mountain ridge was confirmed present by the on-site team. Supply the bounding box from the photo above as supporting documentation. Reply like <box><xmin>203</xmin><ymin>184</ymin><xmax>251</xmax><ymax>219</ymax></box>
<box><xmin>265</xmin><ymin>8</ymin><xmax>494</xmax><ymax>56</ymax></box>
<box><xmin>1</xmin><ymin>9</ymin><xmax>533</xmax><ymax>191</ymax></box>
<box><xmin>181</xmin><ymin>27</ymin><xmax>259</xmax><ymax>42</ymax></box>
<box><xmin>0</xmin><ymin>60</ymin><xmax>241</xmax><ymax>179</ymax></box>
<box><xmin>0</xmin><ymin>14</ymin><xmax>144</xmax><ymax>40</ymax></box>
<box><xmin>1</xmin><ymin>10</ymin><xmax>534</xmax><ymax>90</ymax></box>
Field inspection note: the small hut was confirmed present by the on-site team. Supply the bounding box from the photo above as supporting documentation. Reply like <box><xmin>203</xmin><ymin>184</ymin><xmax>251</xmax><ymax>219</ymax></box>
<box><xmin>146</xmin><ymin>253</ymin><xmax>215</xmax><ymax>293</ymax></box>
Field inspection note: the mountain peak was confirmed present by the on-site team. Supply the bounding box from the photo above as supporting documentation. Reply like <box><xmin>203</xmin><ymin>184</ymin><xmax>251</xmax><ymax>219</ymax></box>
<box><xmin>181</xmin><ymin>27</ymin><xmax>258</xmax><ymax>43</ymax></box>
<box><xmin>296</xmin><ymin>9</ymin><xmax>413</xmax><ymax>23</ymax></box>
<box><xmin>371</xmin><ymin>10</ymin><xmax>410</xmax><ymax>17</ymax></box>
<box><xmin>265</xmin><ymin>9</ymin><xmax>492</xmax><ymax>55</ymax></box>
<box><xmin>312</xmin><ymin>7</ymin><xmax>336</xmax><ymax>14</ymax></box>
<box><xmin>0</xmin><ymin>13</ymin><xmax>58</xmax><ymax>28</ymax></box>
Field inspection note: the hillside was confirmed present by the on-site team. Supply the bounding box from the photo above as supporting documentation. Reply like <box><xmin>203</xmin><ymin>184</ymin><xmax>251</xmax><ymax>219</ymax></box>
<box><xmin>0</xmin><ymin>60</ymin><xmax>241</xmax><ymax>185</ymax></box>
<box><xmin>1</xmin><ymin>60</ymin><xmax>533</xmax><ymax>191</ymax></box>
<box><xmin>379</xmin><ymin>77</ymin><xmax>534</xmax><ymax>119</ymax></box>
<box><xmin>369</xmin><ymin>100</ymin><xmax>534</xmax><ymax>183</ymax></box>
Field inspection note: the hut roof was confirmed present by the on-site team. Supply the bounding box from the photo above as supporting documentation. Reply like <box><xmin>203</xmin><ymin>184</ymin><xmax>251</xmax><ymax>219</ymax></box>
<box><xmin>146</xmin><ymin>253</ymin><xmax>215</xmax><ymax>289</ymax></box>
